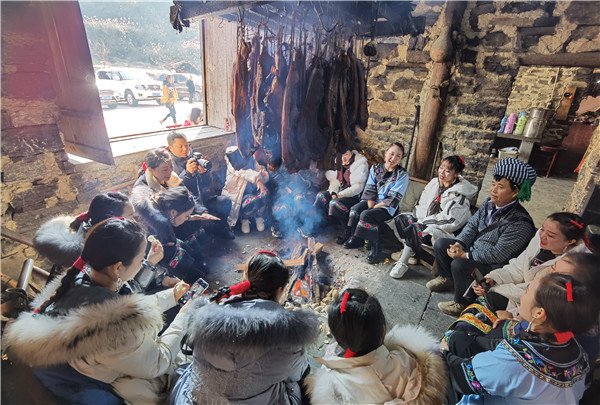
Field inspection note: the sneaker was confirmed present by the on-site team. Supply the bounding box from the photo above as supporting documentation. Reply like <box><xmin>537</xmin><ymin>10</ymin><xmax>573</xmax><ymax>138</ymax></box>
<box><xmin>241</xmin><ymin>219</ymin><xmax>251</xmax><ymax>234</ymax></box>
<box><xmin>408</xmin><ymin>257</ymin><xmax>418</xmax><ymax>265</ymax></box>
<box><xmin>255</xmin><ymin>217</ymin><xmax>265</xmax><ymax>232</ymax></box>
<box><xmin>271</xmin><ymin>225</ymin><xmax>282</xmax><ymax>238</ymax></box>
<box><xmin>390</xmin><ymin>262</ymin><xmax>409</xmax><ymax>279</ymax></box>
<box><xmin>438</xmin><ymin>301</ymin><xmax>466</xmax><ymax>317</ymax></box>
<box><xmin>426</xmin><ymin>276</ymin><xmax>454</xmax><ymax>292</ymax></box>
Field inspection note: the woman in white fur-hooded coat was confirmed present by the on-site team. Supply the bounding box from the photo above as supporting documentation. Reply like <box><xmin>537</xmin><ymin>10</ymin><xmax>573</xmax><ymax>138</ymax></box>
<box><xmin>4</xmin><ymin>219</ymin><xmax>187</xmax><ymax>405</ymax></box>
<box><xmin>305</xmin><ymin>289</ymin><xmax>446</xmax><ymax>405</ymax></box>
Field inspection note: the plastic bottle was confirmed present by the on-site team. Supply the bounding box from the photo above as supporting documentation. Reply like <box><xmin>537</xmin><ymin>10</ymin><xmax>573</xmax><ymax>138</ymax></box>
<box><xmin>504</xmin><ymin>113</ymin><xmax>517</xmax><ymax>134</ymax></box>
<box><xmin>498</xmin><ymin>113</ymin><xmax>508</xmax><ymax>133</ymax></box>
<box><xmin>513</xmin><ymin>111</ymin><xmax>528</xmax><ymax>136</ymax></box>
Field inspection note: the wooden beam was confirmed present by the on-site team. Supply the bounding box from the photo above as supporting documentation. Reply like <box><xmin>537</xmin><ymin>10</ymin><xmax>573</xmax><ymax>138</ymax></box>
<box><xmin>1</xmin><ymin>228</ymin><xmax>34</xmax><ymax>248</ymax></box>
<box><xmin>519</xmin><ymin>52</ymin><xmax>600</xmax><ymax>68</ymax></box>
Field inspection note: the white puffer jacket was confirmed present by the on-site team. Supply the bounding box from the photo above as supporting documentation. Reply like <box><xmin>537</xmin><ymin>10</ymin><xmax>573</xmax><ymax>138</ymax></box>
<box><xmin>324</xmin><ymin>151</ymin><xmax>369</xmax><ymax>198</ymax></box>
<box><xmin>413</xmin><ymin>176</ymin><xmax>478</xmax><ymax>242</ymax></box>
<box><xmin>487</xmin><ymin>229</ymin><xmax>589</xmax><ymax>314</ymax></box>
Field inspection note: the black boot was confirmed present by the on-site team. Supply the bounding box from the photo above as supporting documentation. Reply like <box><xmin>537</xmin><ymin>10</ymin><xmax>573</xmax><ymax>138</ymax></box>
<box><xmin>344</xmin><ymin>236</ymin><xmax>364</xmax><ymax>249</ymax></box>
<box><xmin>336</xmin><ymin>226</ymin><xmax>353</xmax><ymax>245</ymax></box>
<box><xmin>366</xmin><ymin>241</ymin><xmax>381</xmax><ymax>264</ymax></box>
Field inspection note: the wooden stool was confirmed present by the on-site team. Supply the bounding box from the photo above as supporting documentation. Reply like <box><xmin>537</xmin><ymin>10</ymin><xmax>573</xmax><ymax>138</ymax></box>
<box><xmin>539</xmin><ymin>146</ymin><xmax>567</xmax><ymax>178</ymax></box>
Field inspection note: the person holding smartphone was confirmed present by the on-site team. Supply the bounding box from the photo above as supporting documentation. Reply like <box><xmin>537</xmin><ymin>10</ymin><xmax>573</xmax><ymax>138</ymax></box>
<box><xmin>427</xmin><ymin>158</ymin><xmax>537</xmax><ymax>316</ymax></box>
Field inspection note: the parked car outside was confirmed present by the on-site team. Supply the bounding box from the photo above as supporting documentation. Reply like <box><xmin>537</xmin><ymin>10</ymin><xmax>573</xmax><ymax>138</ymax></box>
<box><xmin>95</xmin><ymin>67</ymin><xmax>163</xmax><ymax>106</ymax></box>
<box><xmin>146</xmin><ymin>70</ymin><xmax>202</xmax><ymax>102</ymax></box>
<box><xmin>96</xmin><ymin>80</ymin><xmax>118</xmax><ymax>109</ymax></box>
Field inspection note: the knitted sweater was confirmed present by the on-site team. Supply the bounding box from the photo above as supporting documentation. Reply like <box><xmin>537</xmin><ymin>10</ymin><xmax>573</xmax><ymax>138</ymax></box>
<box><xmin>456</xmin><ymin>198</ymin><xmax>535</xmax><ymax>268</ymax></box>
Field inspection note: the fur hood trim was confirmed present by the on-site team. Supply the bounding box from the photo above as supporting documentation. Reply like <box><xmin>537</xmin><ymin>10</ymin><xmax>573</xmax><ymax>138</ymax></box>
<box><xmin>130</xmin><ymin>184</ymin><xmax>175</xmax><ymax>243</ymax></box>
<box><xmin>30</xmin><ymin>271</ymin><xmax>66</xmax><ymax>310</ymax></box>
<box><xmin>306</xmin><ymin>324</ymin><xmax>446</xmax><ymax>405</ymax></box>
<box><xmin>386</xmin><ymin>325</ymin><xmax>447</xmax><ymax>405</ymax></box>
<box><xmin>186</xmin><ymin>299</ymin><xmax>319</xmax><ymax>358</ymax></box>
<box><xmin>33</xmin><ymin>216</ymin><xmax>83</xmax><ymax>266</ymax></box>
<box><xmin>4</xmin><ymin>291</ymin><xmax>164</xmax><ymax>368</ymax></box>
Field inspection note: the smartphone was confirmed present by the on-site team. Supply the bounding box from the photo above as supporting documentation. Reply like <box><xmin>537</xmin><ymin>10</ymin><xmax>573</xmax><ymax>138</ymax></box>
<box><xmin>471</xmin><ymin>268</ymin><xmax>490</xmax><ymax>292</ymax></box>
<box><xmin>178</xmin><ymin>278</ymin><xmax>209</xmax><ymax>305</ymax></box>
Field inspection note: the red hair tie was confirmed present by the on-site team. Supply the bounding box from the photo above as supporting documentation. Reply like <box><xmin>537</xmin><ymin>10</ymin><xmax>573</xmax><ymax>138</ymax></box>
<box><xmin>229</xmin><ymin>280</ymin><xmax>251</xmax><ymax>295</ymax></box>
<box><xmin>73</xmin><ymin>257</ymin><xmax>86</xmax><ymax>271</ymax></box>
<box><xmin>566</xmin><ymin>282</ymin><xmax>573</xmax><ymax>302</ymax></box>
<box><xmin>569</xmin><ymin>219</ymin><xmax>584</xmax><ymax>229</ymax></box>
<box><xmin>458</xmin><ymin>156</ymin><xmax>465</xmax><ymax>165</ymax></box>
<box><xmin>142</xmin><ymin>162</ymin><xmax>147</xmax><ymax>172</ymax></box>
<box><xmin>340</xmin><ymin>292</ymin><xmax>350</xmax><ymax>313</ymax></box>
<box><xmin>257</xmin><ymin>250</ymin><xmax>276</xmax><ymax>256</ymax></box>
<box><xmin>554</xmin><ymin>331</ymin><xmax>574</xmax><ymax>344</ymax></box>
<box><xmin>76</xmin><ymin>212</ymin><xmax>90</xmax><ymax>222</ymax></box>
<box><xmin>344</xmin><ymin>348</ymin><xmax>356</xmax><ymax>358</ymax></box>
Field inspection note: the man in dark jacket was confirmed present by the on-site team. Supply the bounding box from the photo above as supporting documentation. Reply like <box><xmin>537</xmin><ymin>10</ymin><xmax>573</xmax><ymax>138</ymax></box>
<box><xmin>166</xmin><ymin>132</ymin><xmax>234</xmax><ymax>239</ymax></box>
<box><xmin>186</xmin><ymin>76</ymin><xmax>195</xmax><ymax>104</ymax></box>
<box><xmin>427</xmin><ymin>158</ymin><xmax>537</xmax><ymax>316</ymax></box>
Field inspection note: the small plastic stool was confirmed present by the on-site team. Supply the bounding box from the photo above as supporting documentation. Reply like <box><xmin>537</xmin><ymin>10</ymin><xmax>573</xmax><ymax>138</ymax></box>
<box><xmin>539</xmin><ymin>146</ymin><xmax>567</xmax><ymax>178</ymax></box>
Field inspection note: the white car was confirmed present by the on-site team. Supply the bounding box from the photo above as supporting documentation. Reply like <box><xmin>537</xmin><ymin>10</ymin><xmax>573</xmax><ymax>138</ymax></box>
<box><xmin>95</xmin><ymin>67</ymin><xmax>163</xmax><ymax>106</ymax></box>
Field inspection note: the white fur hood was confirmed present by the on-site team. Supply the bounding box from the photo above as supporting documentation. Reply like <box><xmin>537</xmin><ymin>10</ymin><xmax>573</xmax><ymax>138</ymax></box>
<box><xmin>4</xmin><ymin>283</ymin><xmax>164</xmax><ymax>368</ymax></box>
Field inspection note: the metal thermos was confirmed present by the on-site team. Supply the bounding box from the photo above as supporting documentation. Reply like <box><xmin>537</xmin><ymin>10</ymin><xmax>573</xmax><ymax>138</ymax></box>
<box><xmin>523</xmin><ymin>108</ymin><xmax>551</xmax><ymax>138</ymax></box>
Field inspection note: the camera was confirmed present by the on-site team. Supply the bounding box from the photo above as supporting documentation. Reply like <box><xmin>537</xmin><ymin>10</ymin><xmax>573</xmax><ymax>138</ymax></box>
<box><xmin>193</xmin><ymin>152</ymin><xmax>212</xmax><ymax>170</ymax></box>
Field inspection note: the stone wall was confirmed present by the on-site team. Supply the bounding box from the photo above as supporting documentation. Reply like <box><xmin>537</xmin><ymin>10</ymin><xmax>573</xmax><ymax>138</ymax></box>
<box><xmin>357</xmin><ymin>0</ymin><xmax>599</xmax><ymax>188</ymax></box>
<box><xmin>505</xmin><ymin>66</ymin><xmax>592</xmax><ymax>145</ymax></box>
<box><xmin>566</xmin><ymin>124</ymin><xmax>600</xmax><ymax>215</ymax></box>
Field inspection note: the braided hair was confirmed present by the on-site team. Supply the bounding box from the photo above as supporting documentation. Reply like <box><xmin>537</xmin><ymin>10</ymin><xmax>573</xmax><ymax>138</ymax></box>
<box><xmin>38</xmin><ymin>218</ymin><xmax>146</xmax><ymax>314</ymax></box>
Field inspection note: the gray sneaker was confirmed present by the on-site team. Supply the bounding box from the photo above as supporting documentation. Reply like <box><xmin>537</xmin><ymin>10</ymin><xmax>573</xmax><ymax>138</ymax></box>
<box><xmin>426</xmin><ymin>276</ymin><xmax>454</xmax><ymax>292</ymax></box>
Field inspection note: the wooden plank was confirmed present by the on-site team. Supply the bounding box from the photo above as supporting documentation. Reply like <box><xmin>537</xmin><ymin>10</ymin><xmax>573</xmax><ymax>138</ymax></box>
<box><xmin>519</xmin><ymin>52</ymin><xmax>600</xmax><ymax>68</ymax></box>
<box><xmin>555</xmin><ymin>86</ymin><xmax>577</xmax><ymax>121</ymax></box>
<box><xmin>1</xmin><ymin>228</ymin><xmax>34</xmax><ymax>247</ymax></box>
<box><xmin>40</xmin><ymin>1</ymin><xmax>114</xmax><ymax>165</ymax></box>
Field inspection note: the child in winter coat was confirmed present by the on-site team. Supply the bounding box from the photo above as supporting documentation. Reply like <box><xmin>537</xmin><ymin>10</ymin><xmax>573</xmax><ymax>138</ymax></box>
<box><xmin>306</xmin><ymin>288</ymin><xmax>446</xmax><ymax>404</ymax></box>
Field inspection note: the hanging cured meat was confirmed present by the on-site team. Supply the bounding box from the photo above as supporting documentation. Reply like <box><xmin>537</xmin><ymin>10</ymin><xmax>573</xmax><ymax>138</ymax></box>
<box><xmin>261</xmin><ymin>25</ymin><xmax>287</xmax><ymax>164</ymax></box>
<box><xmin>296</xmin><ymin>52</ymin><xmax>328</xmax><ymax>162</ymax></box>
<box><xmin>232</xmin><ymin>39</ymin><xmax>255</xmax><ymax>158</ymax></box>
<box><xmin>250</xmin><ymin>26</ymin><xmax>275</xmax><ymax>147</ymax></box>
<box><xmin>230</xmin><ymin>17</ymin><xmax>369</xmax><ymax>171</ymax></box>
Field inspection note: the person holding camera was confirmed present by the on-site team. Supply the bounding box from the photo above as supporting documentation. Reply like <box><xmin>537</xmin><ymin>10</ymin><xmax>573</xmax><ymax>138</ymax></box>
<box><xmin>166</xmin><ymin>132</ymin><xmax>235</xmax><ymax>240</ymax></box>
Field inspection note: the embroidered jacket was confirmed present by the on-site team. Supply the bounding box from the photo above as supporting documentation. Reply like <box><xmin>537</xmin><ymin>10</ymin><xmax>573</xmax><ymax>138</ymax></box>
<box><xmin>361</xmin><ymin>163</ymin><xmax>409</xmax><ymax>216</ymax></box>
<box><xmin>445</xmin><ymin>337</ymin><xmax>589</xmax><ymax>405</ymax></box>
